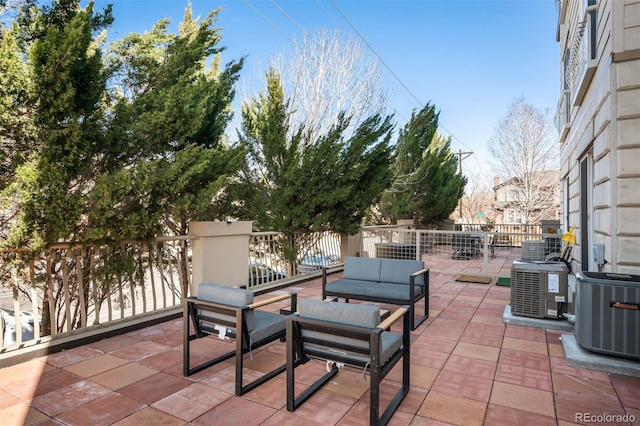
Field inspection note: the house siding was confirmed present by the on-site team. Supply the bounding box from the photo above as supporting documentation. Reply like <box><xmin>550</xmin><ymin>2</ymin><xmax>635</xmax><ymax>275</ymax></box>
<box><xmin>558</xmin><ymin>0</ymin><xmax>640</xmax><ymax>274</ymax></box>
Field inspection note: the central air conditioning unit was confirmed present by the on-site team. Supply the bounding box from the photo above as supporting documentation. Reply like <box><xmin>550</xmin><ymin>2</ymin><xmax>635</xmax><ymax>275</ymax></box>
<box><xmin>575</xmin><ymin>271</ymin><xmax>640</xmax><ymax>359</ymax></box>
<box><xmin>510</xmin><ymin>260</ymin><xmax>569</xmax><ymax>319</ymax></box>
<box><xmin>522</xmin><ymin>240</ymin><xmax>546</xmax><ymax>261</ymax></box>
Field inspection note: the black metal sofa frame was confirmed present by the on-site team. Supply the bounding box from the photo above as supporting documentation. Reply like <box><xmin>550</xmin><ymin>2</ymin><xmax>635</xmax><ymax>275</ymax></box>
<box><xmin>321</xmin><ymin>257</ymin><xmax>429</xmax><ymax>330</ymax></box>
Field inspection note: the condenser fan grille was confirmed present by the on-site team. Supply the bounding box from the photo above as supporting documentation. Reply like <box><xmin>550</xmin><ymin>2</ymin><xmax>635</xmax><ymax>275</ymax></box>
<box><xmin>511</xmin><ymin>270</ymin><xmax>544</xmax><ymax>317</ymax></box>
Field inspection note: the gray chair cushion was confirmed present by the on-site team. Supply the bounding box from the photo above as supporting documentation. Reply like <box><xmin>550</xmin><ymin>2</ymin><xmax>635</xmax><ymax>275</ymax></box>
<box><xmin>324</xmin><ymin>279</ymin><xmax>378</xmax><ymax>296</ymax></box>
<box><xmin>297</xmin><ymin>299</ymin><xmax>401</xmax><ymax>366</ymax></box>
<box><xmin>343</xmin><ymin>257</ymin><xmax>382</xmax><ymax>282</ymax></box>
<box><xmin>197</xmin><ymin>282</ymin><xmax>255</xmax><ymax>332</ymax></box>
<box><xmin>250</xmin><ymin>311</ymin><xmax>286</xmax><ymax>344</ymax></box>
<box><xmin>379</xmin><ymin>259</ymin><xmax>424</xmax><ymax>286</ymax></box>
<box><xmin>298</xmin><ymin>298</ymin><xmax>379</xmax><ymax>327</ymax></box>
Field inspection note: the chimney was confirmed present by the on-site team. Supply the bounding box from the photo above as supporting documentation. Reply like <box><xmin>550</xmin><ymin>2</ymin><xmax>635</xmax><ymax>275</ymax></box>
<box><xmin>493</xmin><ymin>176</ymin><xmax>500</xmax><ymax>188</ymax></box>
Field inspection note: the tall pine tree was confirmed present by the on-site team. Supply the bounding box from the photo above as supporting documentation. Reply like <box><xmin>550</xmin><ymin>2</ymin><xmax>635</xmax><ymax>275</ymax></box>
<box><xmin>380</xmin><ymin>103</ymin><xmax>466</xmax><ymax>226</ymax></box>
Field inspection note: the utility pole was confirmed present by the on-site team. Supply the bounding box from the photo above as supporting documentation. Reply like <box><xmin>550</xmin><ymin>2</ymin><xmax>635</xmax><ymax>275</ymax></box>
<box><xmin>455</xmin><ymin>150</ymin><xmax>473</xmax><ymax>221</ymax></box>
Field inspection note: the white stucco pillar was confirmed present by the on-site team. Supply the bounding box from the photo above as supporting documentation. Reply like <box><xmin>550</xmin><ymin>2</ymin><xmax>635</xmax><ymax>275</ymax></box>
<box><xmin>188</xmin><ymin>221</ymin><xmax>252</xmax><ymax>295</ymax></box>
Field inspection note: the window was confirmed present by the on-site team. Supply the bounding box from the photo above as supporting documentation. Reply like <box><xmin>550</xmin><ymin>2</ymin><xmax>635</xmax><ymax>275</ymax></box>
<box><xmin>568</xmin><ymin>0</ymin><xmax>598</xmax><ymax>106</ymax></box>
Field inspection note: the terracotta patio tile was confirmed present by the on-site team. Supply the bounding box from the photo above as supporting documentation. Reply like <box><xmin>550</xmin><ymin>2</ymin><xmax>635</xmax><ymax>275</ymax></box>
<box><xmin>112</xmin><ymin>407</ymin><xmax>186</xmax><ymax>426</ymax></box>
<box><xmin>417</xmin><ymin>390</ymin><xmax>486</xmax><ymax>426</ymax></box>
<box><xmin>460</xmin><ymin>330</ymin><xmax>504</xmax><ymax>348</ymax></box>
<box><xmin>0</xmin><ymin>400</ymin><xmax>49</xmax><ymax>426</ymax></box>
<box><xmin>30</xmin><ymin>379</ymin><xmax>110</xmax><ymax>416</ymax></box>
<box><xmin>54</xmin><ymin>393</ymin><xmax>145</xmax><ymax>426</ymax></box>
<box><xmin>42</xmin><ymin>346</ymin><xmax>104</xmax><ymax>368</ymax></box>
<box><xmin>191</xmin><ymin>395</ymin><xmax>278</xmax><ymax>425</ymax></box>
<box><xmin>432</xmin><ymin>370</ymin><xmax>493</xmax><ymax>402</ymax></box>
<box><xmin>412</xmin><ymin>337</ymin><xmax>457</xmax><ymax>355</ymax></box>
<box><xmin>609</xmin><ymin>373</ymin><xmax>640</xmax><ymax>409</ymax></box>
<box><xmin>411</xmin><ymin>348</ymin><xmax>450</xmax><ymax>369</ymax></box>
<box><xmin>502</xmin><ymin>336</ymin><xmax>548</xmax><ymax>355</ymax></box>
<box><xmin>5</xmin><ymin>367</ymin><xmax>81</xmax><ymax>401</ymax></box>
<box><xmin>443</xmin><ymin>354</ymin><xmax>496</xmax><ymax>380</ymax></box>
<box><xmin>86</xmin><ymin>334</ymin><xmax>143</xmax><ymax>353</ymax></box>
<box><xmin>498</xmin><ymin>348</ymin><xmax>550</xmax><ymax>371</ymax></box>
<box><xmin>549</xmin><ymin>356</ymin><xmax>611</xmax><ymax>381</ymax></box>
<box><xmin>62</xmin><ymin>353</ymin><xmax>129</xmax><ymax>378</ymax></box>
<box><xmin>489</xmin><ymin>381</ymin><xmax>555</xmax><ymax>417</ymax></box>
<box><xmin>137</xmin><ymin>348</ymin><xmax>183</xmax><ymax>371</ymax></box>
<box><xmin>287</xmin><ymin>386</ymin><xmax>358</xmax><ymax>424</ymax></box>
<box><xmin>110</xmin><ymin>340</ymin><xmax>173</xmax><ymax>362</ymax></box>
<box><xmin>484</xmin><ymin>404</ymin><xmax>556</xmax><ymax>426</ymax></box>
<box><xmin>260</xmin><ymin>409</ymin><xmax>325</xmax><ymax>425</ymax></box>
<box><xmin>118</xmin><ymin>372</ymin><xmax>191</xmax><ymax>405</ymax></box>
<box><xmin>451</xmin><ymin>342</ymin><xmax>500</xmax><ymax>362</ymax></box>
<box><xmin>242</xmin><ymin>375</ymin><xmax>288</xmax><ymax>409</ymax></box>
<box><xmin>0</xmin><ymin>388</ymin><xmax>21</xmax><ymax>409</ymax></box>
<box><xmin>151</xmin><ymin>382</ymin><xmax>231</xmax><ymax>422</ymax></box>
<box><xmin>469</xmin><ymin>315</ymin><xmax>505</xmax><ymax>326</ymax></box>
<box><xmin>504</xmin><ymin>324</ymin><xmax>547</xmax><ymax>342</ymax></box>
<box><xmin>89</xmin><ymin>362</ymin><xmax>157</xmax><ymax>390</ymax></box>
<box><xmin>465</xmin><ymin>321</ymin><xmax>505</xmax><ymax>336</ymax></box>
<box><xmin>553</xmin><ymin>373</ymin><xmax>627</xmax><ymax>423</ymax></box>
<box><xmin>494</xmin><ymin>363</ymin><xmax>552</xmax><ymax>391</ymax></box>
<box><xmin>0</xmin><ymin>359</ymin><xmax>51</xmax><ymax>386</ymax></box>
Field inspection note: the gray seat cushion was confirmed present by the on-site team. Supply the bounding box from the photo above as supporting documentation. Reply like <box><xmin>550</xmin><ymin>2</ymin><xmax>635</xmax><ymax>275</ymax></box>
<box><xmin>250</xmin><ymin>310</ymin><xmax>286</xmax><ymax>344</ymax></box>
<box><xmin>379</xmin><ymin>259</ymin><xmax>424</xmax><ymax>286</ymax></box>
<box><xmin>324</xmin><ymin>279</ymin><xmax>377</xmax><ymax>296</ymax></box>
<box><xmin>297</xmin><ymin>299</ymin><xmax>402</xmax><ymax>366</ymax></box>
<box><xmin>365</xmin><ymin>282</ymin><xmax>423</xmax><ymax>301</ymax></box>
<box><xmin>197</xmin><ymin>282</ymin><xmax>255</xmax><ymax>332</ymax></box>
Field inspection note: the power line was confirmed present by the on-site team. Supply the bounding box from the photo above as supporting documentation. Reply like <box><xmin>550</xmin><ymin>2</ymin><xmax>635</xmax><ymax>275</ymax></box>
<box><xmin>242</xmin><ymin>0</ymin><xmax>299</xmax><ymax>47</ymax></box>
<box><xmin>329</xmin><ymin>0</ymin><xmax>423</xmax><ymax>108</ymax></box>
<box><xmin>327</xmin><ymin>1</ymin><xmax>475</xmax><ymax>152</ymax></box>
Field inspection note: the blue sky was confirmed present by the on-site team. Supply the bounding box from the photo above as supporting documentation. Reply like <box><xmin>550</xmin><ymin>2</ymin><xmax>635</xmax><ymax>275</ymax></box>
<box><xmin>90</xmin><ymin>0</ymin><xmax>560</xmax><ymax>178</ymax></box>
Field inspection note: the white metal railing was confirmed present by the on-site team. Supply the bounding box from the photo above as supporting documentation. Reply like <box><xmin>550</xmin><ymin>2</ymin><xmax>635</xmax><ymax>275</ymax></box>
<box><xmin>0</xmin><ymin>237</ymin><xmax>192</xmax><ymax>350</ymax></box>
<box><xmin>361</xmin><ymin>226</ymin><xmax>557</xmax><ymax>274</ymax></box>
<box><xmin>248</xmin><ymin>231</ymin><xmax>342</xmax><ymax>288</ymax></box>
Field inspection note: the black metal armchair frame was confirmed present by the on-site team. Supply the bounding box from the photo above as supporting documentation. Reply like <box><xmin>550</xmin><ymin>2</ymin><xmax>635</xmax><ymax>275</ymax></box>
<box><xmin>286</xmin><ymin>305</ymin><xmax>411</xmax><ymax>426</ymax></box>
<box><xmin>183</xmin><ymin>292</ymin><xmax>297</xmax><ymax>396</ymax></box>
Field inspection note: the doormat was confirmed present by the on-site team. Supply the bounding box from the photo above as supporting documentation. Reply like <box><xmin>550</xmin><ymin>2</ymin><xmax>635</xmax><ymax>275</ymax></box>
<box><xmin>455</xmin><ymin>275</ymin><xmax>492</xmax><ymax>284</ymax></box>
<box><xmin>496</xmin><ymin>277</ymin><xmax>511</xmax><ymax>287</ymax></box>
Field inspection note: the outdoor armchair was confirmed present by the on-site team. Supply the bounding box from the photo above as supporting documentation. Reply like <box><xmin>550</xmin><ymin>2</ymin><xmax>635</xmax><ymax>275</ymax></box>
<box><xmin>286</xmin><ymin>299</ymin><xmax>410</xmax><ymax>426</ymax></box>
<box><xmin>183</xmin><ymin>282</ymin><xmax>296</xmax><ymax>396</ymax></box>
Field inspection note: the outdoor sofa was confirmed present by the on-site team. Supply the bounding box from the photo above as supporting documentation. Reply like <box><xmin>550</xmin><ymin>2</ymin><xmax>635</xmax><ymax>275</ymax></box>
<box><xmin>322</xmin><ymin>256</ymin><xmax>429</xmax><ymax>330</ymax></box>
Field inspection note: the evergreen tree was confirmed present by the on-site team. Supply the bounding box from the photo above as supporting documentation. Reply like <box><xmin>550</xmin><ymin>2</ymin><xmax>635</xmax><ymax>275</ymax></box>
<box><xmin>226</xmin><ymin>68</ymin><xmax>394</xmax><ymax>270</ymax></box>
<box><xmin>380</xmin><ymin>104</ymin><xmax>466</xmax><ymax>226</ymax></box>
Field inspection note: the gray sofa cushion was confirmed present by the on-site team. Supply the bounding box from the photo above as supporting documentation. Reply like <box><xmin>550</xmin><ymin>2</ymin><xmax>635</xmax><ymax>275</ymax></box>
<box><xmin>365</xmin><ymin>283</ymin><xmax>422</xmax><ymax>301</ymax></box>
<box><xmin>324</xmin><ymin>279</ymin><xmax>378</xmax><ymax>296</ymax></box>
<box><xmin>343</xmin><ymin>257</ymin><xmax>382</xmax><ymax>282</ymax></box>
<box><xmin>197</xmin><ymin>282</ymin><xmax>255</xmax><ymax>332</ymax></box>
<box><xmin>379</xmin><ymin>259</ymin><xmax>424</xmax><ymax>286</ymax></box>
<box><xmin>297</xmin><ymin>299</ymin><xmax>401</xmax><ymax>366</ymax></box>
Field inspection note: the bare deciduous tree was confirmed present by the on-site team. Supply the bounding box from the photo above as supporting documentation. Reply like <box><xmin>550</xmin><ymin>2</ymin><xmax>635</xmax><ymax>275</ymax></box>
<box><xmin>487</xmin><ymin>97</ymin><xmax>559</xmax><ymax>224</ymax></box>
<box><xmin>457</xmin><ymin>171</ymin><xmax>496</xmax><ymax>224</ymax></box>
<box><xmin>270</xmin><ymin>27</ymin><xmax>389</xmax><ymax>142</ymax></box>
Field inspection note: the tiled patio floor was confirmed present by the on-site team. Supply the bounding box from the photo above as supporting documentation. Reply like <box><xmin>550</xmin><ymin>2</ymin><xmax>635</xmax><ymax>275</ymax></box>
<box><xmin>1</xmin><ymin>254</ymin><xmax>639</xmax><ymax>425</ymax></box>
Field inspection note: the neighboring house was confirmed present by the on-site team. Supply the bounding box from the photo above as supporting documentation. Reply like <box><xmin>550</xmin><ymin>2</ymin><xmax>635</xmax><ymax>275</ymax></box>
<box><xmin>492</xmin><ymin>171</ymin><xmax>561</xmax><ymax>225</ymax></box>
<box><xmin>555</xmin><ymin>0</ymin><xmax>640</xmax><ymax>274</ymax></box>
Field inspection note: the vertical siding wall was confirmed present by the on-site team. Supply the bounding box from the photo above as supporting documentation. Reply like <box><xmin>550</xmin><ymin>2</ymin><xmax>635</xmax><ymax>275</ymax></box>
<box><xmin>559</xmin><ymin>0</ymin><xmax>640</xmax><ymax>274</ymax></box>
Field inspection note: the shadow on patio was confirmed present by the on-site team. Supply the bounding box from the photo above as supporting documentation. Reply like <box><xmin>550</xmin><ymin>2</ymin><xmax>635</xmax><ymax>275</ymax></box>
<box><xmin>1</xmin><ymin>252</ymin><xmax>638</xmax><ymax>425</ymax></box>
